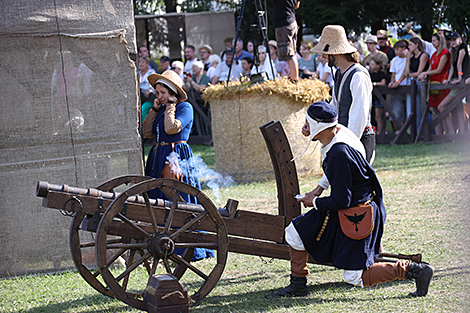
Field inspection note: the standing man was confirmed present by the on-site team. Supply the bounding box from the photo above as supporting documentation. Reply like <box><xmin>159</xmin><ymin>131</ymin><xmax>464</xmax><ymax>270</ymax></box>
<box><xmin>376</xmin><ymin>29</ymin><xmax>396</xmax><ymax>62</ymax></box>
<box><xmin>138</xmin><ymin>46</ymin><xmax>159</xmax><ymax>73</ymax></box>
<box><xmin>198</xmin><ymin>45</ymin><xmax>213</xmax><ymax>73</ymax></box>
<box><xmin>265</xmin><ymin>102</ymin><xmax>434</xmax><ymax>299</ymax></box>
<box><xmin>183</xmin><ymin>45</ymin><xmax>198</xmax><ymax>75</ymax></box>
<box><xmin>273</xmin><ymin>0</ymin><xmax>300</xmax><ymax>82</ymax></box>
<box><xmin>312</xmin><ymin>25</ymin><xmax>375</xmax><ymax>162</ymax></box>
<box><xmin>232</xmin><ymin>38</ymin><xmax>253</xmax><ymax>62</ymax></box>
<box><xmin>361</xmin><ymin>35</ymin><xmax>389</xmax><ymax>70</ymax></box>
<box><xmin>159</xmin><ymin>56</ymin><xmax>171</xmax><ymax>73</ymax></box>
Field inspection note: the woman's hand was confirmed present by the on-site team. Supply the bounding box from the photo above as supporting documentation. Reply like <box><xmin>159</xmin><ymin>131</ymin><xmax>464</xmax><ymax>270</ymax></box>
<box><xmin>442</xmin><ymin>79</ymin><xmax>449</xmax><ymax>85</ymax></box>
<box><xmin>167</xmin><ymin>95</ymin><xmax>178</xmax><ymax>105</ymax></box>
<box><xmin>418</xmin><ymin>73</ymin><xmax>427</xmax><ymax>81</ymax></box>
<box><xmin>153</xmin><ymin>98</ymin><xmax>162</xmax><ymax>111</ymax></box>
<box><xmin>451</xmin><ymin>78</ymin><xmax>461</xmax><ymax>85</ymax></box>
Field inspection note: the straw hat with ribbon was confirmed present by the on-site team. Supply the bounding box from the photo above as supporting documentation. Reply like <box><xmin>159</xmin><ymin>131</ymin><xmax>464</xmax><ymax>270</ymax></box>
<box><xmin>311</xmin><ymin>25</ymin><xmax>357</xmax><ymax>55</ymax></box>
<box><xmin>148</xmin><ymin>70</ymin><xmax>187</xmax><ymax>101</ymax></box>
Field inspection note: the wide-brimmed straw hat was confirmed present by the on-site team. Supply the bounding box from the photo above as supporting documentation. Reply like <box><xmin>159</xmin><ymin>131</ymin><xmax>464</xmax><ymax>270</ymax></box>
<box><xmin>148</xmin><ymin>70</ymin><xmax>187</xmax><ymax>101</ymax></box>
<box><xmin>311</xmin><ymin>25</ymin><xmax>357</xmax><ymax>55</ymax></box>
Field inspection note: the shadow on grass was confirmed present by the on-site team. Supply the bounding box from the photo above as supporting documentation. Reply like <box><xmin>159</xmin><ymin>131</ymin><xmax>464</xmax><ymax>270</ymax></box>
<box><xmin>11</xmin><ymin>294</ymin><xmax>133</xmax><ymax>313</ymax></box>
<box><xmin>433</xmin><ymin>265</ymin><xmax>470</xmax><ymax>279</ymax></box>
<box><xmin>192</xmin><ymin>279</ymin><xmax>415</xmax><ymax>312</ymax></box>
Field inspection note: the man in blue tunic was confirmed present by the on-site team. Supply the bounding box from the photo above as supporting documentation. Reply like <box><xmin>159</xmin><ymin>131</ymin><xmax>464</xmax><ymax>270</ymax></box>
<box><xmin>266</xmin><ymin>102</ymin><xmax>434</xmax><ymax>299</ymax></box>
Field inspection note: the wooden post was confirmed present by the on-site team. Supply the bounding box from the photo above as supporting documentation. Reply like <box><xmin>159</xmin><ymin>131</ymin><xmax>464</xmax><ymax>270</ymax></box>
<box><xmin>410</xmin><ymin>79</ymin><xmax>417</xmax><ymax>140</ymax></box>
<box><xmin>422</xmin><ymin>81</ymin><xmax>431</xmax><ymax>142</ymax></box>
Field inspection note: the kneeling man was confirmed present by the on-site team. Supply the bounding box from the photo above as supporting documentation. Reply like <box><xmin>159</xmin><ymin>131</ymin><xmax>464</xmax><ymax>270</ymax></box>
<box><xmin>266</xmin><ymin>101</ymin><xmax>433</xmax><ymax>299</ymax></box>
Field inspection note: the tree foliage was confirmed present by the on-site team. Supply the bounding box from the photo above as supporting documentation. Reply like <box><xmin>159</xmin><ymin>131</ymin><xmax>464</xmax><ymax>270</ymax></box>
<box><xmin>442</xmin><ymin>0</ymin><xmax>470</xmax><ymax>39</ymax></box>
<box><xmin>134</xmin><ymin>0</ymin><xmax>470</xmax><ymax>46</ymax></box>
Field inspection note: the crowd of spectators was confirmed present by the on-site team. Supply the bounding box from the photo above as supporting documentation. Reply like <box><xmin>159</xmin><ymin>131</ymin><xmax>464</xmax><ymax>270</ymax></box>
<box><xmin>137</xmin><ymin>23</ymin><xmax>469</xmax><ymax>136</ymax></box>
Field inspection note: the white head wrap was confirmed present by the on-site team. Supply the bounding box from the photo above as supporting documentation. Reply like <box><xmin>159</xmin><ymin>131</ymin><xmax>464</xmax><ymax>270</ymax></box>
<box><xmin>291</xmin><ymin>102</ymin><xmax>338</xmax><ymax>162</ymax></box>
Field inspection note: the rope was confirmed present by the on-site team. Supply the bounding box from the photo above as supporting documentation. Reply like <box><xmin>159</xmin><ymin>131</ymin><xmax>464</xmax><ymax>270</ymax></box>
<box><xmin>161</xmin><ymin>290</ymin><xmax>185</xmax><ymax>300</ymax></box>
<box><xmin>53</xmin><ymin>0</ymin><xmax>79</xmax><ymax>186</ymax></box>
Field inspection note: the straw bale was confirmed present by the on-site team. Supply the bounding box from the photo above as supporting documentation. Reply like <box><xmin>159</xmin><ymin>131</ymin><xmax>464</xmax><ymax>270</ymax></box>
<box><xmin>205</xmin><ymin>77</ymin><xmax>330</xmax><ymax>181</ymax></box>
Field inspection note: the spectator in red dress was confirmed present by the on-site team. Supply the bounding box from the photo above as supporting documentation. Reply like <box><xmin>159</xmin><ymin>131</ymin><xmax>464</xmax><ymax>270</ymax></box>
<box><xmin>418</xmin><ymin>33</ymin><xmax>451</xmax><ymax>134</ymax></box>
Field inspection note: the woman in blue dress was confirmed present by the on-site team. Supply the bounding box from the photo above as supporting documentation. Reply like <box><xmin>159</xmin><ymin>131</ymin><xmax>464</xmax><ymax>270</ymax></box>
<box><xmin>143</xmin><ymin>70</ymin><xmax>213</xmax><ymax>260</ymax></box>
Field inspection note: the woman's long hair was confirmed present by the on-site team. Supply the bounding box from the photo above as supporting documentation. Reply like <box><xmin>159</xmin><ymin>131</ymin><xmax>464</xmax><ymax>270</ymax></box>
<box><xmin>450</xmin><ymin>37</ymin><xmax>464</xmax><ymax>65</ymax></box>
<box><xmin>433</xmin><ymin>33</ymin><xmax>447</xmax><ymax>54</ymax></box>
<box><xmin>410</xmin><ymin>37</ymin><xmax>426</xmax><ymax>55</ymax></box>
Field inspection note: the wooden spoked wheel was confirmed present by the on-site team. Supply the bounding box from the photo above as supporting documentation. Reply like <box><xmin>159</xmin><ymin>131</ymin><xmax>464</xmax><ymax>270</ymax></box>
<box><xmin>69</xmin><ymin>175</ymin><xmax>154</xmax><ymax>298</ymax></box>
<box><xmin>95</xmin><ymin>178</ymin><xmax>228</xmax><ymax>310</ymax></box>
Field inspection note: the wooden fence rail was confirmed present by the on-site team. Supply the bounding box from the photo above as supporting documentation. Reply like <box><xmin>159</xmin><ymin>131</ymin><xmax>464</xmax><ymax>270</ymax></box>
<box><xmin>374</xmin><ymin>80</ymin><xmax>470</xmax><ymax>145</ymax></box>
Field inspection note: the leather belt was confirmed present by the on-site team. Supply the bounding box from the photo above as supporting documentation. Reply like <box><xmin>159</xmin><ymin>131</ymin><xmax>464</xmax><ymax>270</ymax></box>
<box><xmin>157</xmin><ymin>140</ymin><xmax>186</xmax><ymax>146</ymax></box>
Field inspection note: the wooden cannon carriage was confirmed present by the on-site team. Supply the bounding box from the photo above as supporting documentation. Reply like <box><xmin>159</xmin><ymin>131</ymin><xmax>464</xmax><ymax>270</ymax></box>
<box><xmin>36</xmin><ymin>121</ymin><xmax>422</xmax><ymax>312</ymax></box>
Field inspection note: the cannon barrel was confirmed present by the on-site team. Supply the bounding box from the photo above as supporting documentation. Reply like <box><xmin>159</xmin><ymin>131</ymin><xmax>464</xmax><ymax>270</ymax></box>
<box><xmin>36</xmin><ymin>180</ymin><xmax>229</xmax><ymax>216</ymax></box>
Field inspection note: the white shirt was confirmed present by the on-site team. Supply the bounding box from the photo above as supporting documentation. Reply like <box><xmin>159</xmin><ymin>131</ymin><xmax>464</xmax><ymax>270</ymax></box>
<box><xmin>139</xmin><ymin>68</ymin><xmax>156</xmax><ymax>92</ymax></box>
<box><xmin>213</xmin><ymin>61</ymin><xmax>243</xmax><ymax>83</ymax></box>
<box><xmin>207</xmin><ymin>66</ymin><xmax>217</xmax><ymax>80</ymax></box>
<box><xmin>251</xmin><ymin>58</ymin><xmax>277</xmax><ymax>80</ymax></box>
<box><xmin>423</xmin><ymin>40</ymin><xmax>437</xmax><ymax>58</ymax></box>
<box><xmin>317</xmin><ymin>62</ymin><xmax>333</xmax><ymax>87</ymax></box>
<box><xmin>184</xmin><ymin>58</ymin><xmax>198</xmax><ymax>75</ymax></box>
<box><xmin>390</xmin><ymin>56</ymin><xmax>410</xmax><ymax>85</ymax></box>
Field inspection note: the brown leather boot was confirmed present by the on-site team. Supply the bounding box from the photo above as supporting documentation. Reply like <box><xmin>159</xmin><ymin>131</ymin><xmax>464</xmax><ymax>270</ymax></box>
<box><xmin>265</xmin><ymin>247</ymin><xmax>309</xmax><ymax>299</ymax></box>
<box><xmin>265</xmin><ymin>275</ymin><xmax>308</xmax><ymax>298</ymax></box>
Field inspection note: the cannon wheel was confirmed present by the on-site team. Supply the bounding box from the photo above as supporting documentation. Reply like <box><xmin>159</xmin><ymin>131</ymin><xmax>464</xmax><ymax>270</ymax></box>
<box><xmin>95</xmin><ymin>178</ymin><xmax>228</xmax><ymax>310</ymax></box>
<box><xmin>69</xmin><ymin>175</ymin><xmax>156</xmax><ymax>298</ymax></box>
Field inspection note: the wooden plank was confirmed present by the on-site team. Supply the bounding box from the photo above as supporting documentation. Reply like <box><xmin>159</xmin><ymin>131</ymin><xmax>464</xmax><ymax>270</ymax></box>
<box><xmin>375</xmin><ymin>134</ymin><xmax>397</xmax><ymax>144</ymax></box>
<box><xmin>429</xmin><ymin>133</ymin><xmax>470</xmax><ymax>143</ymax></box>
<box><xmin>260</xmin><ymin>121</ymin><xmax>301</xmax><ymax>226</ymax></box>
<box><xmin>373</xmin><ymin>88</ymin><xmax>401</xmax><ymax>127</ymax></box>
<box><xmin>390</xmin><ymin>114</ymin><xmax>413</xmax><ymax>145</ymax></box>
<box><xmin>429</xmin><ymin>87</ymin><xmax>470</xmax><ymax>130</ymax></box>
<box><xmin>176</xmin><ymin>231</ymin><xmax>322</xmax><ymax>265</ymax></box>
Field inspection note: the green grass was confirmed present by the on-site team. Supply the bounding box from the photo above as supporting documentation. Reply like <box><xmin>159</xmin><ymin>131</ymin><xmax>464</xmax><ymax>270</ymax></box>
<box><xmin>1</xmin><ymin>142</ymin><xmax>470</xmax><ymax>312</ymax></box>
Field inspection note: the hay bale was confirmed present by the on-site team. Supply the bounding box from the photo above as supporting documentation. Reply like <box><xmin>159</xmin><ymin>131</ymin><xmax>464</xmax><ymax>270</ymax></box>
<box><xmin>204</xmin><ymin>77</ymin><xmax>330</xmax><ymax>181</ymax></box>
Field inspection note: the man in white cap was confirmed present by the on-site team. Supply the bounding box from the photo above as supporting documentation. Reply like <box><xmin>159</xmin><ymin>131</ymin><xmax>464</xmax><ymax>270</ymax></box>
<box><xmin>265</xmin><ymin>101</ymin><xmax>434</xmax><ymax>299</ymax></box>
<box><xmin>361</xmin><ymin>35</ymin><xmax>389</xmax><ymax>70</ymax></box>
<box><xmin>211</xmin><ymin>48</ymin><xmax>243</xmax><ymax>85</ymax></box>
